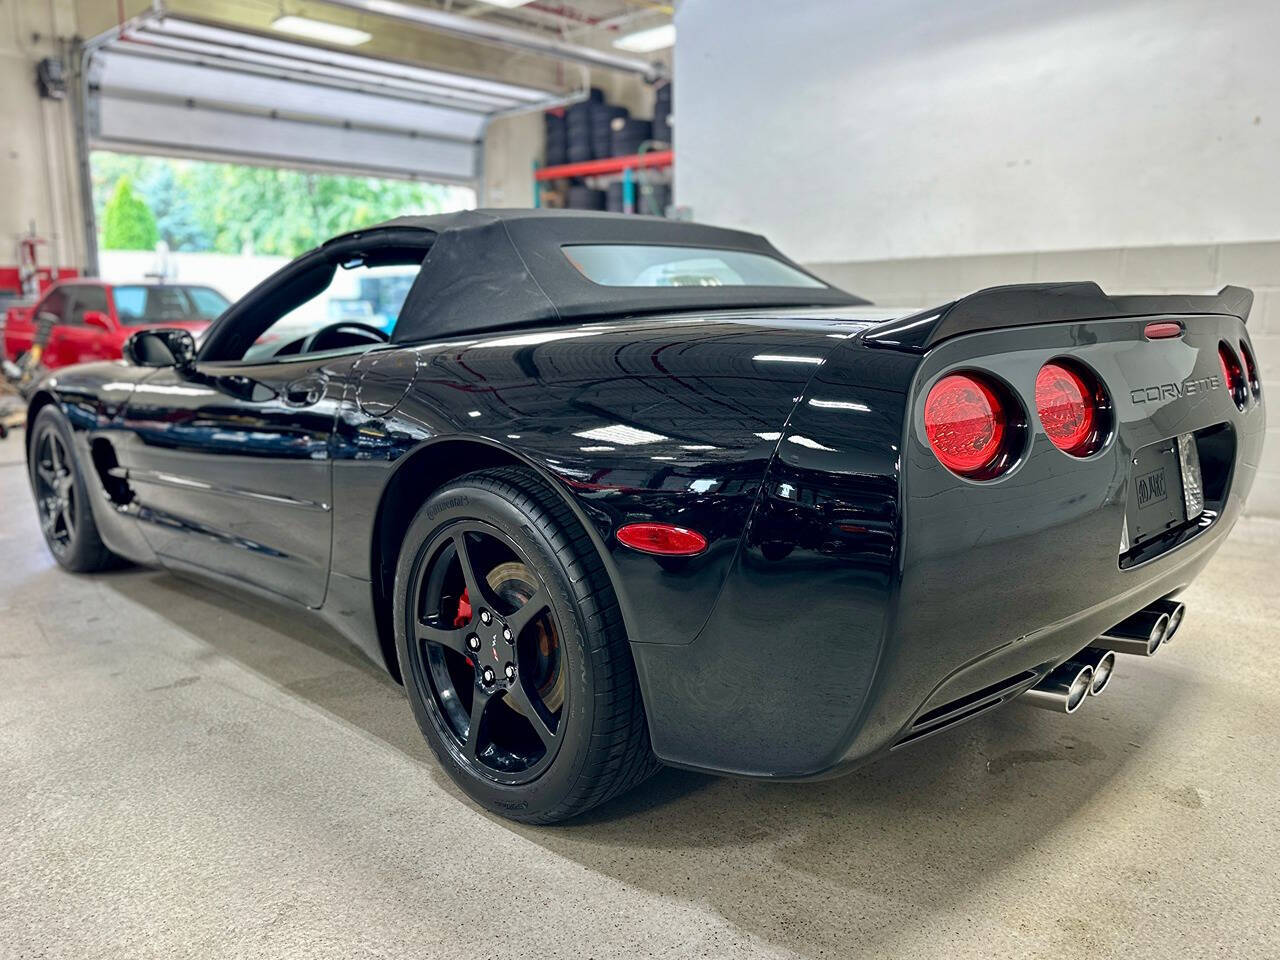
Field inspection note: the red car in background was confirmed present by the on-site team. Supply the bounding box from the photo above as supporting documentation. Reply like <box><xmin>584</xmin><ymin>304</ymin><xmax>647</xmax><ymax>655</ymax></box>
<box><xmin>3</xmin><ymin>280</ymin><xmax>230</xmax><ymax>370</ymax></box>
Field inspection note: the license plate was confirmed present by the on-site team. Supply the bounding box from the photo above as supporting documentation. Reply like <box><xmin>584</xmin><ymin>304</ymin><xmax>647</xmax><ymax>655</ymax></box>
<box><xmin>1126</xmin><ymin>440</ymin><xmax>1187</xmax><ymax>545</ymax></box>
<box><xmin>1135</xmin><ymin>467</ymin><xmax>1169</xmax><ymax>509</ymax></box>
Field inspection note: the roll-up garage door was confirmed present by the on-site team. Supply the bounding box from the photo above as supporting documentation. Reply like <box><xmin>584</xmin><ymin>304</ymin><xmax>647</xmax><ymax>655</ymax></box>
<box><xmin>85</xmin><ymin>14</ymin><xmax>565</xmax><ymax>183</ymax></box>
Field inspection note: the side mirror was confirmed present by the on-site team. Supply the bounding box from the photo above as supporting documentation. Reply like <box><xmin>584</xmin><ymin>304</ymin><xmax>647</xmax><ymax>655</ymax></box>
<box><xmin>123</xmin><ymin>328</ymin><xmax>197</xmax><ymax>369</ymax></box>
<box><xmin>83</xmin><ymin>310</ymin><xmax>112</xmax><ymax>331</ymax></box>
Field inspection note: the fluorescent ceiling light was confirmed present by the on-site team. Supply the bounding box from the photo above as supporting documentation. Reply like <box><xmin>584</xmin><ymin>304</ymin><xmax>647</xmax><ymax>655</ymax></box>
<box><xmin>575</xmin><ymin>425</ymin><xmax>667</xmax><ymax>446</ymax></box>
<box><xmin>753</xmin><ymin>354</ymin><xmax>825</xmax><ymax>365</ymax></box>
<box><xmin>613</xmin><ymin>23</ymin><xmax>675</xmax><ymax>53</ymax></box>
<box><xmin>272</xmin><ymin>15</ymin><xmax>372</xmax><ymax>46</ymax></box>
<box><xmin>808</xmin><ymin>399</ymin><xmax>870</xmax><ymax>412</ymax></box>
<box><xmin>787</xmin><ymin>435</ymin><xmax>836</xmax><ymax>452</ymax></box>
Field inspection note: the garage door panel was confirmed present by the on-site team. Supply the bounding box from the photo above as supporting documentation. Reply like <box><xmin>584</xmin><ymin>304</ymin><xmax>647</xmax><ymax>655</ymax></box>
<box><xmin>86</xmin><ymin>14</ymin><xmax>567</xmax><ymax>184</ymax></box>
<box><xmin>97</xmin><ymin>98</ymin><xmax>479</xmax><ymax>181</ymax></box>
<box><xmin>97</xmin><ymin>50</ymin><xmax>490</xmax><ymax>140</ymax></box>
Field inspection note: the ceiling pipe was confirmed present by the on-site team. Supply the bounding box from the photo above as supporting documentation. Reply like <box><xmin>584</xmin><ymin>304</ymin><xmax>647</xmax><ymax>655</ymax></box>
<box><xmin>315</xmin><ymin>0</ymin><xmax>666</xmax><ymax>80</ymax></box>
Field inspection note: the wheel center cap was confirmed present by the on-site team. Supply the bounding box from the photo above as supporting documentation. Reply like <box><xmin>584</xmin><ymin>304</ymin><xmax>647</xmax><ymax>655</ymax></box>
<box><xmin>475</xmin><ymin>611</ymin><xmax>515</xmax><ymax>685</ymax></box>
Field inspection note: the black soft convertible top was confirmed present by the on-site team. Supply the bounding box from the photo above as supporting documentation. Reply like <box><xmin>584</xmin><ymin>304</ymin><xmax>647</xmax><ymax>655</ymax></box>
<box><xmin>323</xmin><ymin>209</ymin><xmax>864</xmax><ymax>343</ymax></box>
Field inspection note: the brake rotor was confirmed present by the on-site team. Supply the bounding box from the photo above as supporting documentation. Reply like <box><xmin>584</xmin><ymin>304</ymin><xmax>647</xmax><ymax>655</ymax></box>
<box><xmin>486</xmin><ymin>561</ymin><xmax>564</xmax><ymax>714</ymax></box>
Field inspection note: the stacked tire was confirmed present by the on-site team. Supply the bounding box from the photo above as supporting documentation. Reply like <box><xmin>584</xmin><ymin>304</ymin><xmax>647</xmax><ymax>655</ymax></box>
<box><xmin>610</xmin><ymin>117</ymin><xmax>652</xmax><ymax>157</ymax></box>
<box><xmin>604</xmin><ymin>180</ymin><xmax>670</xmax><ymax>215</ymax></box>
<box><xmin>652</xmin><ymin>81</ymin><xmax>673</xmax><ymax>145</ymax></box>
<box><xmin>567</xmin><ymin>184</ymin><xmax>606</xmax><ymax>210</ymax></box>
<box><xmin>589</xmin><ymin>104</ymin><xmax>624</xmax><ymax>158</ymax></box>
<box><xmin>544</xmin><ymin>111</ymin><xmax>567</xmax><ymax>167</ymax></box>
<box><xmin>605</xmin><ymin>181</ymin><xmax>625</xmax><ymax>213</ymax></box>
<box><xmin>565</xmin><ymin>98</ymin><xmax>594</xmax><ymax>164</ymax></box>
<box><xmin>636</xmin><ymin>182</ymin><xmax>670</xmax><ymax>217</ymax></box>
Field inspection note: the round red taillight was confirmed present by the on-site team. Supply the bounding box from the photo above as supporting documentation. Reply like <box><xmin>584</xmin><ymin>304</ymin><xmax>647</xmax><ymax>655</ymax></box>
<box><xmin>1035</xmin><ymin>361</ymin><xmax>1104</xmax><ymax>457</ymax></box>
<box><xmin>616</xmin><ymin>522</ymin><xmax>707</xmax><ymax>557</ymax></box>
<box><xmin>923</xmin><ymin>373</ymin><xmax>1011</xmax><ymax>478</ymax></box>
<box><xmin>1240</xmin><ymin>340</ymin><xmax>1261</xmax><ymax>397</ymax></box>
<box><xmin>1219</xmin><ymin>342</ymin><xmax>1247</xmax><ymax>408</ymax></box>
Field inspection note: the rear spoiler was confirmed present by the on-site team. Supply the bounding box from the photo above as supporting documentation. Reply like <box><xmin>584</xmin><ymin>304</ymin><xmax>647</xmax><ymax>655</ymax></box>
<box><xmin>862</xmin><ymin>282</ymin><xmax>1253</xmax><ymax>353</ymax></box>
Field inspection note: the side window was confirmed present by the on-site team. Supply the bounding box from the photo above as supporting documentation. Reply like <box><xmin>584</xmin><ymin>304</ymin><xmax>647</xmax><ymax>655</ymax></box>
<box><xmin>240</xmin><ymin>262</ymin><xmax>420</xmax><ymax>362</ymax></box>
<box><xmin>186</xmin><ymin>287</ymin><xmax>230</xmax><ymax>319</ymax></box>
<box><xmin>112</xmin><ymin>286</ymin><xmax>147</xmax><ymax>323</ymax></box>
<box><xmin>66</xmin><ymin>287</ymin><xmax>109</xmax><ymax>326</ymax></box>
<box><xmin>36</xmin><ymin>288</ymin><xmax>68</xmax><ymax>323</ymax></box>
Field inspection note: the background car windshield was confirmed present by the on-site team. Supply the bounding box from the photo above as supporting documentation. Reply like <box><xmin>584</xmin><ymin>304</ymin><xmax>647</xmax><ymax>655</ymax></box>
<box><xmin>114</xmin><ymin>286</ymin><xmax>231</xmax><ymax>325</ymax></box>
<box><xmin>562</xmin><ymin>244</ymin><xmax>826</xmax><ymax>288</ymax></box>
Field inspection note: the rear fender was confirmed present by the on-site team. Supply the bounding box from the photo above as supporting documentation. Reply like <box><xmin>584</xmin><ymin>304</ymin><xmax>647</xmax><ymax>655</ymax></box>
<box><xmin>630</xmin><ymin>340</ymin><xmax>920</xmax><ymax>775</ymax></box>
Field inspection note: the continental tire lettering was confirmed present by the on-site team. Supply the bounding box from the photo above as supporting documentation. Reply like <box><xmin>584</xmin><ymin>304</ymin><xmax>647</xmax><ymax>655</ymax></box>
<box><xmin>426</xmin><ymin>494</ymin><xmax>471</xmax><ymax>520</ymax></box>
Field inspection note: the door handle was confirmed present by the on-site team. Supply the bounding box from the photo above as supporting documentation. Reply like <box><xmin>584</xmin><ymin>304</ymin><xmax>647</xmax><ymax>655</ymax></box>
<box><xmin>282</xmin><ymin>375</ymin><xmax>327</xmax><ymax>407</ymax></box>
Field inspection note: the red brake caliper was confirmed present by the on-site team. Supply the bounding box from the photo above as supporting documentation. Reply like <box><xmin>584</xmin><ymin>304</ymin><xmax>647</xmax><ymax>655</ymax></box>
<box><xmin>455</xmin><ymin>587</ymin><xmax>474</xmax><ymax>664</ymax></box>
<box><xmin>454</xmin><ymin>588</ymin><xmax>473</xmax><ymax>628</ymax></box>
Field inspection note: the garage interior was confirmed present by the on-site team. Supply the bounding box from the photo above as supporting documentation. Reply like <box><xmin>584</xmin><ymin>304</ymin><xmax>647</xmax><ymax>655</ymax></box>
<box><xmin>2</xmin><ymin>1</ymin><xmax>1278</xmax><ymax>957</ymax></box>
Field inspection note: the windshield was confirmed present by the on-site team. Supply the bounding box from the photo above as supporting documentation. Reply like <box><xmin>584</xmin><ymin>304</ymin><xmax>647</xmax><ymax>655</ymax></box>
<box><xmin>562</xmin><ymin>244</ymin><xmax>826</xmax><ymax>289</ymax></box>
<box><xmin>113</xmin><ymin>285</ymin><xmax>231</xmax><ymax>326</ymax></box>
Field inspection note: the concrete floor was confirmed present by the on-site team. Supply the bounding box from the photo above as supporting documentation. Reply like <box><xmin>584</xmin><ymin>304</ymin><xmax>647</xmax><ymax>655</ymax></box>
<box><xmin>1</xmin><ymin>429</ymin><xmax>1278</xmax><ymax>960</ymax></box>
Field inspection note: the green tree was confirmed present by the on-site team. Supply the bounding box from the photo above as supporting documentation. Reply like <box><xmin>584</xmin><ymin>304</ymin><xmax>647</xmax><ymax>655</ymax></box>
<box><xmin>101</xmin><ymin>177</ymin><xmax>159</xmax><ymax>250</ymax></box>
<box><xmin>92</xmin><ymin>151</ymin><xmax>472</xmax><ymax>256</ymax></box>
<box><xmin>141</xmin><ymin>163</ymin><xmax>210</xmax><ymax>251</ymax></box>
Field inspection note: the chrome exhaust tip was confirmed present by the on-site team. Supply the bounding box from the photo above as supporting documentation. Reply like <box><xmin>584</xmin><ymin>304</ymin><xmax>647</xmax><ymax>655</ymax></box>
<box><xmin>1076</xmin><ymin>648</ymin><xmax>1117</xmax><ymax>695</ymax></box>
<box><xmin>1147</xmin><ymin>599</ymin><xmax>1186</xmax><ymax>643</ymax></box>
<box><xmin>1095</xmin><ymin>609</ymin><xmax>1170</xmax><ymax>656</ymax></box>
<box><xmin>1021</xmin><ymin>662</ymin><xmax>1095</xmax><ymax>713</ymax></box>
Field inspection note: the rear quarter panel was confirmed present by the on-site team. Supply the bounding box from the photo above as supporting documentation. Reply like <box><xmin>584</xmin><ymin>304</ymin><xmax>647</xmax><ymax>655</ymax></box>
<box><xmin>329</xmin><ymin>316</ymin><xmax>872</xmax><ymax>651</ymax></box>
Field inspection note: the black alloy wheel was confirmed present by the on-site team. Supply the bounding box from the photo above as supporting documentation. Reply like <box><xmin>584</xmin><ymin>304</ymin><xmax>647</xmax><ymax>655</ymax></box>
<box><xmin>410</xmin><ymin>522</ymin><xmax>565</xmax><ymax>783</ymax></box>
<box><xmin>394</xmin><ymin>467</ymin><xmax>659</xmax><ymax>823</ymax></box>
<box><xmin>32</xmin><ymin>424</ymin><xmax>77</xmax><ymax>557</ymax></box>
<box><xmin>27</xmin><ymin>406</ymin><xmax>120</xmax><ymax>572</ymax></box>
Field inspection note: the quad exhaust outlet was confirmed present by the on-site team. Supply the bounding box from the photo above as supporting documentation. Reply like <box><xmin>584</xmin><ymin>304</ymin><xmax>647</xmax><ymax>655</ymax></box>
<box><xmin>1076</xmin><ymin>648</ymin><xmax>1117</xmax><ymax>695</ymax></box>
<box><xmin>1020</xmin><ymin>600</ymin><xmax>1185</xmax><ymax>712</ymax></box>
<box><xmin>1094</xmin><ymin>608</ymin><xmax>1170</xmax><ymax>657</ymax></box>
<box><xmin>1146</xmin><ymin>599</ymin><xmax>1186</xmax><ymax>644</ymax></box>
<box><xmin>1021</xmin><ymin>660</ymin><xmax>1095</xmax><ymax>713</ymax></box>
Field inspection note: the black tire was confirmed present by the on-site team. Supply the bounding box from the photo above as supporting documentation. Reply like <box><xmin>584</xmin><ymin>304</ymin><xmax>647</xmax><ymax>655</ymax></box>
<box><xmin>393</xmin><ymin>467</ymin><xmax>659</xmax><ymax>823</ymax></box>
<box><xmin>27</xmin><ymin>405</ymin><xmax>121</xmax><ymax>573</ymax></box>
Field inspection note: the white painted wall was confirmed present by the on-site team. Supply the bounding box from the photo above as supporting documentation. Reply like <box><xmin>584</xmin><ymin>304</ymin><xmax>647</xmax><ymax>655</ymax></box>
<box><xmin>1</xmin><ymin>0</ymin><xmax>85</xmax><ymax>281</ymax></box>
<box><xmin>675</xmin><ymin>0</ymin><xmax>1280</xmax><ymax>264</ymax></box>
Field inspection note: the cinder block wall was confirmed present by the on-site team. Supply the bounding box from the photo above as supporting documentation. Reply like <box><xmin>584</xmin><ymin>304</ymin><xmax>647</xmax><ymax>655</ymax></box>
<box><xmin>809</xmin><ymin>242</ymin><xmax>1278</xmax><ymax>519</ymax></box>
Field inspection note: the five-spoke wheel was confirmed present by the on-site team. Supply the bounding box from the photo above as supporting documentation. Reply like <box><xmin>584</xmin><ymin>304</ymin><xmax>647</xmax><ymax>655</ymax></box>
<box><xmin>27</xmin><ymin>406</ymin><xmax>120</xmax><ymax>573</ymax></box>
<box><xmin>32</xmin><ymin>425</ymin><xmax>77</xmax><ymax>556</ymax></box>
<box><xmin>410</xmin><ymin>522</ymin><xmax>564</xmax><ymax>782</ymax></box>
<box><xmin>394</xmin><ymin>467</ymin><xmax>659</xmax><ymax>823</ymax></box>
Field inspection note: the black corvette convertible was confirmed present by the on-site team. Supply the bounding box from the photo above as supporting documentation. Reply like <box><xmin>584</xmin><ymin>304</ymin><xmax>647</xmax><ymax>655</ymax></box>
<box><xmin>25</xmin><ymin>210</ymin><xmax>1264</xmax><ymax>823</ymax></box>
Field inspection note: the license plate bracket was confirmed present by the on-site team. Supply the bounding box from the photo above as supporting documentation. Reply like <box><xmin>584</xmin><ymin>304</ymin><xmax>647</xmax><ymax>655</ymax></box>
<box><xmin>1126</xmin><ymin>440</ymin><xmax>1187</xmax><ymax>546</ymax></box>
